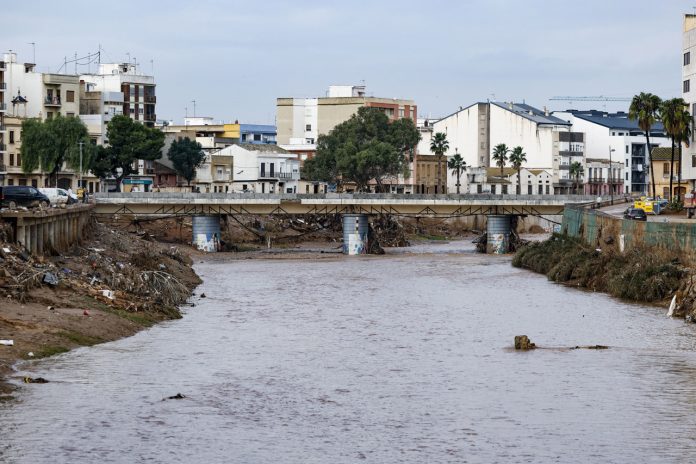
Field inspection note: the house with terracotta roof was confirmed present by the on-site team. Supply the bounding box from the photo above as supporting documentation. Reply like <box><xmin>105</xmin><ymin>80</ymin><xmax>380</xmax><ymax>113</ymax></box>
<box><xmin>650</xmin><ymin>147</ymin><xmax>688</xmax><ymax>200</ymax></box>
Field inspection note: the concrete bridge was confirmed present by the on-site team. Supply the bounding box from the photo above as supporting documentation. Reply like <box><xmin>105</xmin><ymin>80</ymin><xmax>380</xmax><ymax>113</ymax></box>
<box><xmin>93</xmin><ymin>193</ymin><xmax>595</xmax><ymax>217</ymax></box>
<box><xmin>93</xmin><ymin>193</ymin><xmax>594</xmax><ymax>255</ymax></box>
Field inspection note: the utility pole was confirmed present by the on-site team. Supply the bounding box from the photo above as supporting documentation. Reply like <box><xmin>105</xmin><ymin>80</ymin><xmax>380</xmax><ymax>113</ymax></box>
<box><xmin>192</xmin><ymin>100</ymin><xmax>196</xmax><ymax>118</ymax></box>
<box><xmin>28</xmin><ymin>42</ymin><xmax>35</xmax><ymax>64</ymax></box>
<box><xmin>609</xmin><ymin>147</ymin><xmax>616</xmax><ymax>205</ymax></box>
<box><xmin>78</xmin><ymin>141</ymin><xmax>84</xmax><ymax>190</ymax></box>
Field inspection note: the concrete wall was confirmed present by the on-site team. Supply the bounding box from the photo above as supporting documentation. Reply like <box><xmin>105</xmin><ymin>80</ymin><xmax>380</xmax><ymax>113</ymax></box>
<box><xmin>562</xmin><ymin>205</ymin><xmax>696</xmax><ymax>253</ymax></box>
<box><xmin>1</xmin><ymin>205</ymin><xmax>93</xmax><ymax>255</ymax></box>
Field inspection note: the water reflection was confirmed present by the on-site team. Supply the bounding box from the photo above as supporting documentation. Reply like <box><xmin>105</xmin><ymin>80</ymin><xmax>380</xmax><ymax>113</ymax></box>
<box><xmin>2</xmin><ymin>241</ymin><xmax>696</xmax><ymax>463</ymax></box>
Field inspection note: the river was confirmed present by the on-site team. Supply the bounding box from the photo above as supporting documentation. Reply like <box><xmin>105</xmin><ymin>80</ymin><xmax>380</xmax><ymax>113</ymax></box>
<box><xmin>2</xmin><ymin>241</ymin><xmax>696</xmax><ymax>463</ymax></box>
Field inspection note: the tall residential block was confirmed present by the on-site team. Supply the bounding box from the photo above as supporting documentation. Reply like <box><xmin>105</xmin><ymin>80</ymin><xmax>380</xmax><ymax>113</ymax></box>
<box><xmin>682</xmin><ymin>14</ymin><xmax>696</xmax><ymax>189</ymax></box>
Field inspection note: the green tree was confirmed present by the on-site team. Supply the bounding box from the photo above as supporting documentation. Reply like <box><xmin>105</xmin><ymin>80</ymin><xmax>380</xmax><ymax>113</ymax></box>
<box><xmin>167</xmin><ymin>137</ymin><xmax>206</xmax><ymax>187</ymax></box>
<box><xmin>90</xmin><ymin>115</ymin><xmax>164</xmax><ymax>190</ymax></box>
<box><xmin>492</xmin><ymin>143</ymin><xmax>509</xmax><ymax>179</ymax></box>
<box><xmin>303</xmin><ymin>107</ymin><xmax>419</xmax><ymax>192</ymax></box>
<box><xmin>447</xmin><ymin>151</ymin><xmax>467</xmax><ymax>194</ymax></box>
<box><xmin>629</xmin><ymin>92</ymin><xmax>662</xmax><ymax>198</ymax></box>
<box><xmin>20</xmin><ymin>115</ymin><xmax>94</xmax><ymax>187</ymax></box>
<box><xmin>569</xmin><ymin>161</ymin><xmax>584</xmax><ymax>194</ymax></box>
<box><xmin>659</xmin><ymin>98</ymin><xmax>686</xmax><ymax>200</ymax></box>
<box><xmin>429</xmin><ymin>132</ymin><xmax>449</xmax><ymax>194</ymax></box>
<box><xmin>676</xmin><ymin>107</ymin><xmax>693</xmax><ymax>203</ymax></box>
<box><xmin>508</xmin><ymin>146</ymin><xmax>527</xmax><ymax>195</ymax></box>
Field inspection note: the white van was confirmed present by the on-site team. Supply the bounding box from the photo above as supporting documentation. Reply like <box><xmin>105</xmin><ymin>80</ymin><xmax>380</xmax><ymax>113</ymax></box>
<box><xmin>39</xmin><ymin>188</ymin><xmax>70</xmax><ymax>205</ymax></box>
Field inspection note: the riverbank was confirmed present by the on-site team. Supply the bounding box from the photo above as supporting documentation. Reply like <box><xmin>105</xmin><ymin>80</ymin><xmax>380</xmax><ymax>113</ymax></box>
<box><xmin>512</xmin><ymin>234</ymin><xmax>689</xmax><ymax>310</ymax></box>
<box><xmin>0</xmin><ymin>221</ymin><xmax>201</xmax><ymax>398</ymax></box>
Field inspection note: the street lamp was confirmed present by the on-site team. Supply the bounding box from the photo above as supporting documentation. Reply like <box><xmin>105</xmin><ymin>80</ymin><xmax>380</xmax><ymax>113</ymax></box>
<box><xmin>609</xmin><ymin>147</ymin><xmax>616</xmax><ymax>205</ymax></box>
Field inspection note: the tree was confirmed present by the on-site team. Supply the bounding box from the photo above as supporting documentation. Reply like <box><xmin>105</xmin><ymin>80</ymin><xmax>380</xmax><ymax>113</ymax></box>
<box><xmin>167</xmin><ymin>137</ymin><xmax>206</xmax><ymax>187</ymax></box>
<box><xmin>447</xmin><ymin>152</ymin><xmax>467</xmax><ymax>194</ymax></box>
<box><xmin>20</xmin><ymin>115</ymin><xmax>94</xmax><ymax>187</ymax></box>
<box><xmin>492</xmin><ymin>143</ymin><xmax>509</xmax><ymax>179</ymax></box>
<box><xmin>659</xmin><ymin>98</ymin><xmax>686</xmax><ymax>200</ymax></box>
<box><xmin>508</xmin><ymin>146</ymin><xmax>527</xmax><ymax>195</ymax></box>
<box><xmin>629</xmin><ymin>92</ymin><xmax>662</xmax><ymax>198</ymax></box>
<box><xmin>429</xmin><ymin>132</ymin><xmax>449</xmax><ymax>194</ymax></box>
<box><xmin>303</xmin><ymin>107</ymin><xmax>419</xmax><ymax>192</ymax></box>
<box><xmin>569</xmin><ymin>161</ymin><xmax>583</xmax><ymax>194</ymax></box>
<box><xmin>676</xmin><ymin>107</ymin><xmax>693</xmax><ymax>203</ymax></box>
<box><xmin>90</xmin><ymin>115</ymin><xmax>164</xmax><ymax>190</ymax></box>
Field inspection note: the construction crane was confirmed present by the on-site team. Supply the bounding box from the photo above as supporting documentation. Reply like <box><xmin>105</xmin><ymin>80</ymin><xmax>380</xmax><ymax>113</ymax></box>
<box><xmin>550</xmin><ymin>95</ymin><xmax>631</xmax><ymax>105</ymax></box>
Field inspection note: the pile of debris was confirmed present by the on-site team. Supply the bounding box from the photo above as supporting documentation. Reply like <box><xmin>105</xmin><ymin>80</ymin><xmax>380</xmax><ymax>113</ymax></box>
<box><xmin>371</xmin><ymin>215</ymin><xmax>409</xmax><ymax>248</ymax></box>
<box><xmin>0</xmin><ymin>220</ymin><xmax>198</xmax><ymax>317</ymax></box>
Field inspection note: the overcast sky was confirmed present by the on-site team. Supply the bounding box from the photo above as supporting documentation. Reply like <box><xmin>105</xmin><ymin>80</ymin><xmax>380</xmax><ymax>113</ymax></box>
<box><xmin>3</xmin><ymin>0</ymin><xmax>690</xmax><ymax>124</ymax></box>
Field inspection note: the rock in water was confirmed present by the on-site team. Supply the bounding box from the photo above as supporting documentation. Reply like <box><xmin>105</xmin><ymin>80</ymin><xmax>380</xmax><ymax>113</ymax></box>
<box><xmin>514</xmin><ymin>335</ymin><xmax>536</xmax><ymax>350</ymax></box>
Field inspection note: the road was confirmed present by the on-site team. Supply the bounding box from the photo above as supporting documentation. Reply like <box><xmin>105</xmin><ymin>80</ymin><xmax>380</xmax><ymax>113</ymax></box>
<box><xmin>600</xmin><ymin>200</ymin><xmax>696</xmax><ymax>223</ymax></box>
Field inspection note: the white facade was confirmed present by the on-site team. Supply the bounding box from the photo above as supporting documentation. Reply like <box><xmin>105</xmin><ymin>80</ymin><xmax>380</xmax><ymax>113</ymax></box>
<box><xmin>214</xmin><ymin>144</ymin><xmax>301</xmax><ymax>194</ymax></box>
<box><xmin>554</xmin><ymin>111</ymin><xmax>670</xmax><ymax>194</ymax></box>
<box><xmin>2</xmin><ymin>52</ymin><xmax>80</xmax><ymax>120</ymax></box>
<box><xmin>683</xmin><ymin>14</ymin><xmax>696</xmax><ymax>187</ymax></box>
<box><xmin>327</xmin><ymin>85</ymin><xmax>366</xmax><ymax>98</ymax></box>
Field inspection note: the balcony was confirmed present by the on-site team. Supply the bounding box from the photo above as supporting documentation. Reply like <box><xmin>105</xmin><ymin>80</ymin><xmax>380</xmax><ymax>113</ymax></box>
<box><xmin>0</xmin><ymin>61</ymin><xmax>5</xmax><ymax>70</ymax></box>
<box><xmin>0</xmin><ymin>82</ymin><xmax>6</xmax><ymax>90</ymax></box>
<box><xmin>0</xmin><ymin>103</ymin><xmax>6</xmax><ymax>111</ymax></box>
<box><xmin>559</xmin><ymin>150</ymin><xmax>584</xmax><ymax>157</ymax></box>
<box><xmin>258</xmin><ymin>171</ymin><xmax>300</xmax><ymax>180</ymax></box>
<box><xmin>0</xmin><ymin>143</ymin><xmax>6</xmax><ymax>152</ymax></box>
<box><xmin>588</xmin><ymin>177</ymin><xmax>607</xmax><ymax>183</ymax></box>
<box><xmin>144</xmin><ymin>113</ymin><xmax>156</xmax><ymax>122</ymax></box>
<box><xmin>44</xmin><ymin>96</ymin><xmax>61</xmax><ymax>106</ymax></box>
<box><xmin>144</xmin><ymin>95</ymin><xmax>156</xmax><ymax>104</ymax></box>
<box><xmin>0</xmin><ymin>164</ymin><xmax>6</xmax><ymax>172</ymax></box>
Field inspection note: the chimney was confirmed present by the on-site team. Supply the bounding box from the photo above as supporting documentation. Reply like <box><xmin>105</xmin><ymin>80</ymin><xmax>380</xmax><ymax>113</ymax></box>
<box><xmin>544</xmin><ymin>106</ymin><xmax>549</xmax><ymax>117</ymax></box>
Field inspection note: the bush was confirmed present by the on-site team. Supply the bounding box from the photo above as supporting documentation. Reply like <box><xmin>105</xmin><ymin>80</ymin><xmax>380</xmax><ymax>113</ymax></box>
<box><xmin>513</xmin><ymin>235</ymin><xmax>684</xmax><ymax>303</ymax></box>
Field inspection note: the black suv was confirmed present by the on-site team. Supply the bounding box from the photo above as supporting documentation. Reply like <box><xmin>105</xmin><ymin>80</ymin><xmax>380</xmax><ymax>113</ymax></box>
<box><xmin>623</xmin><ymin>207</ymin><xmax>647</xmax><ymax>221</ymax></box>
<box><xmin>0</xmin><ymin>186</ymin><xmax>50</xmax><ymax>209</ymax></box>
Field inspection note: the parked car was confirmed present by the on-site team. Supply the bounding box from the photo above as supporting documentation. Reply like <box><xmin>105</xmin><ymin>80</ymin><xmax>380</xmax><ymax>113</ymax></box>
<box><xmin>39</xmin><ymin>188</ymin><xmax>69</xmax><ymax>205</ymax></box>
<box><xmin>0</xmin><ymin>186</ymin><xmax>51</xmax><ymax>209</ymax></box>
<box><xmin>623</xmin><ymin>207</ymin><xmax>648</xmax><ymax>221</ymax></box>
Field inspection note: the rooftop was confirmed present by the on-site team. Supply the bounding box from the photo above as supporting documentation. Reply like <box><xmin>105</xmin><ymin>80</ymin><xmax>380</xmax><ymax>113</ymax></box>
<box><xmin>651</xmin><ymin>147</ymin><xmax>681</xmax><ymax>161</ymax></box>
<box><xmin>438</xmin><ymin>101</ymin><xmax>570</xmax><ymax>126</ymax></box>
<box><xmin>564</xmin><ymin>110</ymin><xmax>666</xmax><ymax>132</ymax></box>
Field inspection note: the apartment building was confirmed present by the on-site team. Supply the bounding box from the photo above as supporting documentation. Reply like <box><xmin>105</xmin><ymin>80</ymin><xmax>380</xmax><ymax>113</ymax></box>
<box><xmin>213</xmin><ymin>144</ymin><xmax>301</xmax><ymax>194</ymax></box>
<box><xmin>276</xmin><ymin>85</ymin><xmax>417</xmax><ymax>161</ymax></box>
<box><xmin>584</xmin><ymin>159</ymin><xmax>624</xmax><ymax>196</ymax></box>
<box><xmin>682</xmin><ymin>14</ymin><xmax>696</xmax><ymax>189</ymax></box>
<box><xmin>435</xmin><ymin>102</ymin><xmax>579</xmax><ymax>194</ymax></box>
<box><xmin>0</xmin><ymin>58</ymin><xmax>5</xmax><ymax>183</ymax></box>
<box><xmin>162</xmin><ymin>119</ymin><xmax>277</xmax><ymax>152</ymax></box>
<box><xmin>555</xmin><ymin>110</ymin><xmax>669</xmax><ymax>194</ymax></box>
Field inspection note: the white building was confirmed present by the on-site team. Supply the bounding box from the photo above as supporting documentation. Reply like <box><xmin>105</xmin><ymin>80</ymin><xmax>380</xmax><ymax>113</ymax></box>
<box><xmin>466</xmin><ymin>167</ymin><xmax>553</xmax><ymax>195</ymax></box>
<box><xmin>2</xmin><ymin>52</ymin><xmax>80</xmax><ymax>120</ymax></box>
<box><xmin>213</xmin><ymin>144</ymin><xmax>301</xmax><ymax>194</ymax></box>
<box><xmin>682</xmin><ymin>14</ymin><xmax>696</xmax><ymax>188</ymax></box>
<box><xmin>554</xmin><ymin>110</ymin><xmax>669</xmax><ymax>195</ymax></box>
<box><xmin>435</xmin><ymin>102</ymin><xmax>579</xmax><ymax>194</ymax></box>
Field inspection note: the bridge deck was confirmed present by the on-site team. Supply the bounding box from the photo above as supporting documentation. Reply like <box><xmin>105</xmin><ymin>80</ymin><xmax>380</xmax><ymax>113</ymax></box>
<box><xmin>93</xmin><ymin>193</ymin><xmax>595</xmax><ymax>217</ymax></box>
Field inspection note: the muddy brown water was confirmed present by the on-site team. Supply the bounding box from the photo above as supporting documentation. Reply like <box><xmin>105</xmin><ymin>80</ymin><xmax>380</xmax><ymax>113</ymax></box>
<box><xmin>2</xmin><ymin>241</ymin><xmax>696</xmax><ymax>463</ymax></box>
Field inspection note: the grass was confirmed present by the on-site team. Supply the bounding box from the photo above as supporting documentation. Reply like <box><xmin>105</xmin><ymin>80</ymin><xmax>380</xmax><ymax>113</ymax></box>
<box><xmin>57</xmin><ymin>331</ymin><xmax>104</xmax><ymax>346</ymax></box>
<box><xmin>513</xmin><ymin>235</ymin><xmax>684</xmax><ymax>303</ymax></box>
<box><xmin>31</xmin><ymin>346</ymin><xmax>70</xmax><ymax>359</ymax></box>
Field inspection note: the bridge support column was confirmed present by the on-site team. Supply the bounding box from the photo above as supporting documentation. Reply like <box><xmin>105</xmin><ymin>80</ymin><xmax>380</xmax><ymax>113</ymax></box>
<box><xmin>342</xmin><ymin>214</ymin><xmax>369</xmax><ymax>255</ymax></box>
<box><xmin>487</xmin><ymin>215</ymin><xmax>512</xmax><ymax>254</ymax></box>
<box><xmin>192</xmin><ymin>216</ymin><xmax>221</xmax><ymax>252</ymax></box>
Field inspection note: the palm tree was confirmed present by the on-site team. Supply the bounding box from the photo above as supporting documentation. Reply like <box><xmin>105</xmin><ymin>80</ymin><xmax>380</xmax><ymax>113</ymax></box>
<box><xmin>492</xmin><ymin>143</ymin><xmax>509</xmax><ymax>179</ymax></box>
<box><xmin>676</xmin><ymin>107</ymin><xmax>693</xmax><ymax>203</ymax></box>
<box><xmin>629</xmin><ymin>92</ymin><xmax>662</xmax><ymax>198</ymax></box>
<box><xmin>569</xmin><ymin>161</ymin><xmax>583</xmax><ymax>194</ymax></box>
<box><xmin>508</xmin><ymin>146</ymin><xmax>527</xmax><ymax>195</ymax></box>
<box><xmin>447</xmin><ymin>151</ymin><xmax>467</xmax><ymax>194</ymax></box>
<box><xmin>659</xmin><ymin>98</ymin><xmax>685</xmax><ymax>200</ymax></box>
<box><xmin>430</xmin><ymin>132</ymin><xmax>449</xmax><ymax>194</ymax></box>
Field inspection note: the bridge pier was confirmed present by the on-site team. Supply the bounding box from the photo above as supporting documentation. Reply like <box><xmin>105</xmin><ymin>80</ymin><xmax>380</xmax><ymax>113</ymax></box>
<box><xmin>192</xmin><ymin>216</ymin><xmax>221</xmax><ymax>252</ymax></box>
<box><xmin>342</xmin><ymin>214</ymin><xmax>369</xmax><ymax>255</ymax></box>
<box><xmin>487</xmin><ymin>215</ymin><xmax>512</xmax><ymax>254</ymax></box>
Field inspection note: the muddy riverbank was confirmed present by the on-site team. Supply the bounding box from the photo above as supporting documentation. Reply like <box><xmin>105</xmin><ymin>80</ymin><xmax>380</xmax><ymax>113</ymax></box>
<box><xmin>0</xmin><ymin>221</ymin><xmax>201</xmax><ymax>397</ymax></box>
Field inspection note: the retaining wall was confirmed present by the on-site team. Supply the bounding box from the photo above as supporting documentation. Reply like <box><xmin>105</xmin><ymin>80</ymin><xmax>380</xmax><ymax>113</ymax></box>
<box><xmin>562</xmin><ymin>206</ymin><xmax>696</xmax><ymax>252</ymax></box>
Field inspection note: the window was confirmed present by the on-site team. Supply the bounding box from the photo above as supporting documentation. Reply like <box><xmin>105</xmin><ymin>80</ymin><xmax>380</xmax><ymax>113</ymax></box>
<box><xmin>46</xmin><ymin>112</ymin><xmax>53</xmax><ymax>119</ymax></box>
<box><xmin>663</xmin><ymin>162</ymin><xmax>670</xmax><ymax>177</ymax></box>
<box><xmin>9</xmin><ymin>131</ymin><xmax>14</xmax><ymax>144</ymax></box>
<box><xmin>17</xmin><ymin>154</ymin><xmax>20</xmax><ymax>166</ymax></box>
<box><xmin>625</xmin><ymin>159</ymin><xmax>628</xmax><ymax>167</ymax></box>
<box><xmin>9</xmin><ymin>153</ymin><xmax>14</xmax><ymax>165</ymax></box>
<box><xmin>491</xmin><ymin>185</ymin><xmax>496</xmax><ymax>194</ymax></box>
<box><xmin>626</xmin><ymin>145</ymin><xmax>629</xmax><ymax>154</ymax></box>
<box><xmin>254</xmin><ymin>134</ymin><xmax>261</xmax><ymax>141</ymax></box>
<box><xmin>685</xmin><ymin>52</ymin><xmax>691</xmax><ymax>66</ymax></box>
<box><xmin>66</xmin><ymin>112</ymin><xmax>74</xmax><ymax>117</ymax></box>
<box><xmin>538</xmin><ymin>185</ymin><xmax>543</xmax><ymax>194</ymax></box>
<box><xmin>692</xmin><ymin>155</ymin><xmax>696</xmax><ymax>168</ymax></box>
<box><xmin>527</xmin><ymin>185</ymin><xmax>532</xmax><ymax>194</ymax></box>
<box><xmin>260</xmin><ymin>163</ymin><xmax>266</xmax><ymax>177</ymax></box>
<box><xmin>502</xmin><ymin>185</ymin><xmax>508</xmax><ymax>194</ymax></box>
<box><xmin>545</xmin><ymin>185</ymin><xmax>550</xmax><ymax>194</ymax></box>
<box><xmin>685</xmin><ymin>79</ymin><xmax>691</xmax><ymax>93</ymax></box>
<box><xmin>305</xmin><ymin>124</ymin><xmax>312</xmax><ymax>131</ymax></box>
<box><xmin>66</xmin><ymin>90</ymin><xmax>75</xmax><ymax>102</ymax></box>
<box><xmin>625</xmin><ymin>172</ymin><xmax>629</xmax><ymax>180</ymax></box>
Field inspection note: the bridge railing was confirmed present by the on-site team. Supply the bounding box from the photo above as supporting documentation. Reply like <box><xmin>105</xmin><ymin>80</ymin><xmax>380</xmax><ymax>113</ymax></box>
<box><xmin>94</xmin><ymin>192</ymin><xmax>599</xmax><ymax>203</ymax></box>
